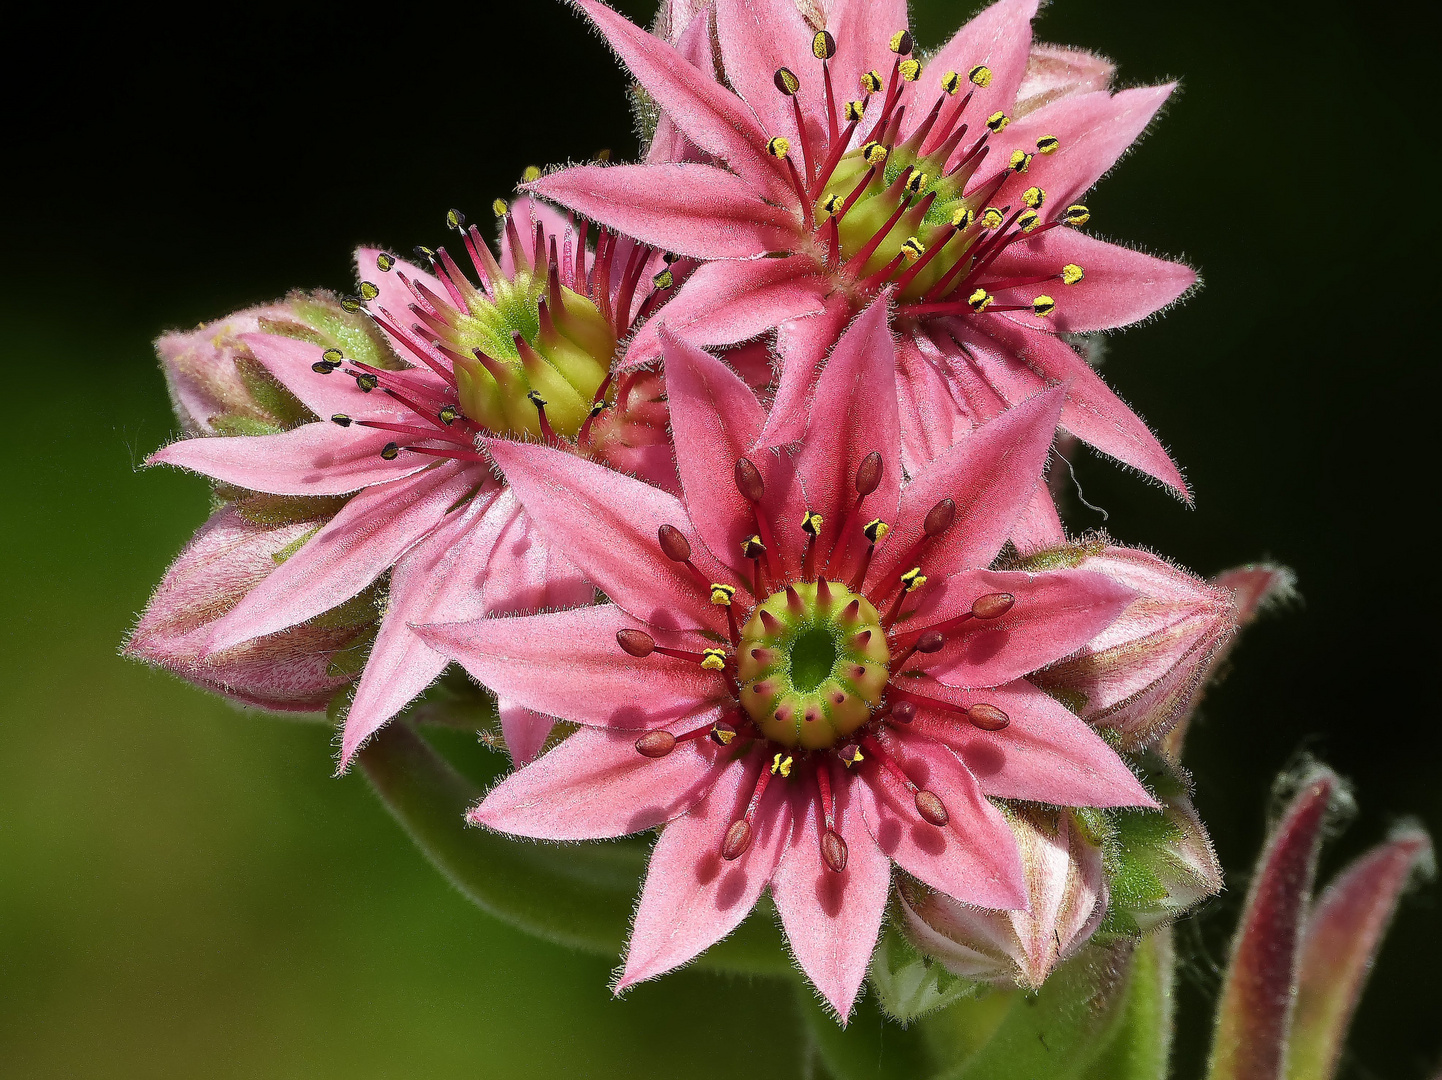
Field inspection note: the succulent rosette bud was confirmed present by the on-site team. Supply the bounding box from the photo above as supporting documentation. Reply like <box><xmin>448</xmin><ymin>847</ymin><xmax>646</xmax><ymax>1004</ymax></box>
<box><xmin>1025</xmin><ymin>540</ymin><xmax>1238</xmax><ymax>750</ymax></box>
<box><xmin>526</xmin><ymin>0</ymin><xmax>1197</xmax><ymax>516</ymax></box>
<box><xmin>416</xmin><ymin>299</ymin><xmax>1161</xmax><ymax>1020</ymax></box>
<box><xmin>137</xmin><ymin>197</ymin><xmax>675</xmax><ymax>764</ymax></box>
<box><xmin>897</xmin><ymin>805</ymin><xmax>1106</xmax><ymax>989</ymax></box>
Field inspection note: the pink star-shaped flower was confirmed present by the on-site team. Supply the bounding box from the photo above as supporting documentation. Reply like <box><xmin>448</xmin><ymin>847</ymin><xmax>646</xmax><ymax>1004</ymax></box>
<box><xmin>419</xmin><ymin>299</ymin><xmax>1156</xmax><ymax>1019</ymax></box>
<box><xmin>529</xmin><ymin>0</ymin><xmax>1195</xmax><ymax>504</ymax></box>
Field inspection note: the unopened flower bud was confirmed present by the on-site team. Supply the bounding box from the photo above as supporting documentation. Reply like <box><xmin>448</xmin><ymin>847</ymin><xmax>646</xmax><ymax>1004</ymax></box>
<box><xmin>899</xmin><ymin>807</ymin><xmax>1105</xmax><ymax>990</ymax></box>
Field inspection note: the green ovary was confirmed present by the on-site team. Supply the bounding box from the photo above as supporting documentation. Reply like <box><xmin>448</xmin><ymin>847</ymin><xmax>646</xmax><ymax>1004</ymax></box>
<box><xmin>449</xmin><ymin>272</ymin><xmax>615</xmax><ymax>438</ymax></box>
<box><xmin>736</xmin><ymin>582</ymin><xmax>890</xmax><ymax>750</ymax></box>
<box><xmin>816</xmin><ymin>147</ymin><xmax>987</xmax><ymax>303</ymax></box>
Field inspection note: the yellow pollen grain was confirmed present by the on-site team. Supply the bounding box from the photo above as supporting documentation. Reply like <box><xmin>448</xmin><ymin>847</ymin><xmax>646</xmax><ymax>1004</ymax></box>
<box><xmin>652</xmin><ymin>268</ymin><xmax>674</xmax><ymax>289</ymax></box>
<box><xmin>901</xmin><ymin>237</ymin><xmax>925</xmax><ymax>260</ymax></box>
<box><xmin>901</xmin><ymin>567</ymin><xmax>927</xmax><ymax>592</ymax></box>
<box><xmin>1022</xmin><ymin>186</ymin><xmax>1046</xmax><ymax>208</ymax></box>
<box><xmin>841</xmin><ymin>745</ymin><xmax>864</xmax><ymax>767</ymax></box>
<box><xmin>904</xmin><ymin>169</ymin><xmax>928</xmax><ymax>194</ymax></box>
<box><xmin>863</xmin><ymin>141</ymin><xmax>889</xmax><ymax>165</ymax></box>
<box><xmin>1032</xmin><ymin>295</ymin><xmax>1056</xmax><ymax>316</ymax></box>
<box><xmin>889</xmin><ymin>30</ymin><xmax>912</xmax><ymax>54</ymax></box>
<box><xmin>820</xmin><ymin>193</ymin><xmax>844</xmax><ymax>218</ymax></box>
<box><xmin>941</xmin><ymin>70</ymin><xmax>961</xmax><ymax>94</ymax></box>
<box><xmin>951</xmin><ymin>206</ymin><xmax>975</xmax><ymax>229</ymax></box>
<box><xmin>813</xmin><ymin>30</ymin><xmax>836</xmax><ymax>60</ymax></box>
<box><xmin>710</xmin><ymin>583</ymin><xmax>737</xmax><ymax>606</ymax></box>
<box><xmin>987</xmin><ymin>111</ymin><xmax>1010</xmax><ymax>133</ymax></box>
<box><xmin>522</xmin><ymin>165</ymin><xmax>541</xmax><ymax>183</ymax></box>
<box><xmin>1061</xmin><ymin>263</ymin><xmax>1084</xmax><ymax>285</ymax></box>
<box><xmin>774</xmin><ymin>66</ymin><xmax>800</xmax><ymax>95</ymax></box>
<box><xmin>701</xmin><ymin>649</ymin><xmax>727</xmax><ymax>671</ymax></box>
<box><xmin>861</xmin><ymin>70</ymin><xmax>884</xmax><ymax>94</ymax></box>
<box><xmin>844</xmin><ymin>99</ymin><xmax>866</xmax><ymax>121</ymax></box>
<box><xmin>969</xmin><ymin>64</ymin><xmax>993</xmax><ymax>87</ymax></box>
<box><xmin>980</xmin><ymin>207</ymin><xmax>1004</xmax><ymax>229</ymax></box>
<box><xmin>899</xmin><ymin>58</ymin><xmax>922</xmax><ymax>82</ymax></box>
<box><xmin>1009</xmin><ymin>149</ymin><xmax>1032</xmax><ymax>173</ymax></box>
<box><xmin>712</xmin><ymin>725</ymin><xmax>736</xmax><ymax>745</ymax></box>
<box><xmin>1037</xmin><ymin>134</ymin><xmax>1060</xmax><ymax>154</ymax></box>
<box><xmin>1017</xmin><ymin>209</ymin><xmax>1040</xmax><ymax>232</ymax></box>
<box><xmin>864</xmin><ymin>518</ymin><xmax>890</xmax><ymax>543</ymax></box>
<box><xmin>358</xmin><ymin>281</ymin><xmax>380</xmax><ymax>300</ymax></box>
<box><xmin>492</xmin><ymin>199</ymin><xmax>508</xmax><ymax>218</ymax></box>
<box><xmin>968</xmin><ymin>287</ymin><xmax>993</xmax><ymax>311</ymax></box>
<box><xmin>1063</xmin><ymin>204</ymin><xmax>1091</xmax><ymax>226</ymax></box>
<box><xmin>376</xmin><ymin>252</ymin><xmax>395</xmax><ymax>272</ymax></box>
<box><xmin>766</xmin><ymin>135</ymin><xmax>791</xmax><ymax>158</ymax></box>
<box><xmin>772</xmin><ymin>753</ymin><xmax>794</xmax><ymax>777</ymax></box>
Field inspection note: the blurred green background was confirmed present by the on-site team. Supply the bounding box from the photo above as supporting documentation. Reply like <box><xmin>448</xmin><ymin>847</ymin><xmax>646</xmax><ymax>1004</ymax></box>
<box><xmin>4</xmin><ymin>0</ymin><xmax>1437</xmax><ymax>1076</ymax></box>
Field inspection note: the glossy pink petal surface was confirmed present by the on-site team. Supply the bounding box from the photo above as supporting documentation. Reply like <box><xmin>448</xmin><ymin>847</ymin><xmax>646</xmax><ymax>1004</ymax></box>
<box><xmin>150</xmin><ymin>424</ymin><xmax>427</xmax><ymax>496</ymax></box>
<box><xmin>869</xmin><ymin>387</ymin><xmax>1064</xmax><ymax>588</ymax></box>
<box><xmin>914</xmin><ymin>0</ymin><xmax>1038</xmax><ymax>129</ymax></box>
<box><xmin>470</xmin><ymin>724</ymin><xmax>725</xmax><ymax>840</ymax></box>
<box><xmin>662</xmin><ymin>331</ymin><xmax>768</xmax><ymax>576</ymax></box>
<box><xmin>416</xmin><ymin>605</ymin><xmax>725</xmax><ymax>730</ymax></box>
<box><xmin>204</xmin><ymin>461</ymin><xmax>476</xmax><ymax>653</ymax></box>
<box><xmin>908</xmin><ymin>680</ymin><xmax>1156</xmax><ymax>808</ymax></box>
<box><xmin>772</xmin><ymin>761</ymin><xmax>890</xmax><ymax>1021</ymax></box>
<box><xmin>527</xmin><ymin>163</ymin><xmax>795</xmax><ymax>259</ymax></box>
<box><xmin>484</xmin><ymin>438</ymin><xmax>730</xmax><ymax>634</ymax></box>
<box><xmin>712</xmin><ymin>0</ymin><xmax>817</xmax><ymax>149</ymax></box>
<box><xmin>856</xmin><ymin>728</ymin><xmax>1026</xmax><ymax>910</ymax></box>
<box><xmin>618</xmin><ymin>749</ymin><xmax>793</xmax><ymax>990</ymax></box>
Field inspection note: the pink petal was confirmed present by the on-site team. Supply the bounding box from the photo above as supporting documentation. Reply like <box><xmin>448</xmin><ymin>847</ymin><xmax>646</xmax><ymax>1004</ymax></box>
<box><xmin>204</xmin><ymin>460</ymin><xmax>476</xmax><ymax>653</ymax></box>
<box><xmin>646</xmin><ymin>7</ymin><xmax>717</xmax><ymax>166</ymax></box>
<box><xmin>910</xmin><ymin>567</ymin><xmax>1138</xmax><ymax>688</ymax></box>
<box><xmin>761</xmin><ymin>297</ymin><xmax>853</xmax><ymax>446</ymax></box>
<box><xmin>911</xmin><ymin>0</ymin><xmax>1038</xmax><ymax>139</ymax></box>
<box><xmin>772</xmin><ymin>759</ymin><xmax>890</xmax><ymax>1021</ymax></box>
<box><xmin>988</xmin><ymin>228</ymin><xmax>1195</xmax><ymax>333</ymax></box>
<box><xmin>483</xmin><ymin>438</ymin><xmax>730</xmax><ymax>634</ymax></box>
<box><xmin>856</xmin><ymin>728</ymin><xmax>1027</xmax><ymax>910</ymax></box>
<box><xmin>240</xmin><ymin>333</ymin><xmax>409</xmax><ymax>421</ymax></box>
<box><xmin>573</xmin><ymin>0</ymin><xmax>794</xmax><ymax>206</ymax></box>
<box><xmin>907</xmin><ymin>679</ymin><xmax>1157</xmax><ymax>808</ymax></box>
<box><xmin>414</xmin><ymin>605</ymin><xmax>726</xmax><ymax>730</ymax></box>
<box><xmin>893</xmin><ymin>329</ymin><xmax>981</xmax><ymax>471</ymax></box>
<box><xmin>954</xmin><ymin>319</ymin><xmax>1189</xmax><ymax>500</ymax></box>
<box><xmin>1010</xmin><ymin>483</ymin><xmax>1065</xmax><ymax>553</ymax></box>
<box><xmin>868</xmin><ymin>386</ymin><xmax>1064</xmax><ymax>589</ymax></box>
<box><xmin>527</xmin><ymin>163</ymin><xmax>797</xmax><ymax>260</ymax></box>
<box><xmin>475</xmin><ymin>489</ymin><xmax>595</xmax><ymax>617</ymax></box>
<box><xmin>625</xmin><ymin>255</ymin><xmax>829</xmax><ymax>367</ymax></box>
<box><xmin>826</xmin><ymin>0</ymin><xmax>907</xmax><ymax>144</ymax></box>
<box><xmin>618</xmin><ymin>748</ymin><xmax>793</xmax><ymax>990</ymax></box>
<box><xmin>713</xmin><ymin>0</ymin><xmax>818</xmax><ymax>147</ymax></box>
<box><xmin>339</xmin><ymin>486</ymin><xmax>503</xmax><ymax>767</ymax></box>
<box><xmin>793</xmin><ymin>298</ymin><xmax>903</xmax><ymax>582</ymax></box>
<box><xmin>975</xmin><ymin>84</ymin><xmax>1175</xmax><ymax>210</ymax></box>
<box><xmin>1014</xmin><ymin>43</ymin><xmax>1116</xmax><ymax>116</ymax></box>
<box><xmin>497</xmin><ymin>702</ymin><xmax>557</xmax><ymax>767</ymax></box>
<box><xmin>661</xmin><ymin>330</ymin><xmax>768</xmax><ymax>577</ymax></box>
<box><xmin>149</xmin><ymin>424</ymin><xmax>429</xmax><ymax>496</ymax></box>
<box><xmin>470</xmin><ymin>724</ymin><xmax>726</xmax><ymax>840</ymax></box>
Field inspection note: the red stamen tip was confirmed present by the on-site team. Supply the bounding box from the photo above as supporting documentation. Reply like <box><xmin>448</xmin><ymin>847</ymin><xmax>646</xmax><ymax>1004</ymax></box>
<box><xmin>971</xmin><ymin>592</ymin><xmax>1015</xmax><ymax>619</ymax></box>
<box><xmin>722</xmin><ymin>819</ymin><xmax>753</xmax><ymax>860</ymax></box>
<box><xmin>820</xmin><ymin>829</ymin><xmax>849</xmax><ymax>873</ymax></box>
<box><xmin>914</xmin><ymin>790</ymin><xmax>949</xmax><ymax>826</ymax></box>
<box><xmin>616</xmin><ymin>629</ymin><xmax>656</xmax><ymax>657</ymax></box>
<box><xmin>635</xmin><ymin>730</ymin><xmax>677</xmax><ymax>758</ymax></box>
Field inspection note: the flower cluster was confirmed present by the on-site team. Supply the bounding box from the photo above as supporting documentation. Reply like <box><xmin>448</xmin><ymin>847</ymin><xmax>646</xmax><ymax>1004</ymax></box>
<box><xmin>130</xmin><ymin>0</ymin><xmax>1250</xmax><ymax>1022</ymax></box>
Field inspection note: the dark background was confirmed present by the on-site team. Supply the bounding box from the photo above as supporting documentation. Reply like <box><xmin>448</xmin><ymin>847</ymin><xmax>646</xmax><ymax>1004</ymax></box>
<box><xmin>3</xmin><ymin>0</ymin><xmax>1437</xmax><ymax>1076</ymax></box>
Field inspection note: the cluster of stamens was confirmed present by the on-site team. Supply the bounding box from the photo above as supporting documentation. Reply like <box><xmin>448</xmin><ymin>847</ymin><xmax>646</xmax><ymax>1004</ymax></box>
<box><xmin>322</xmin><ymin>198</ymin><xmax>674</xmax><ymax>463</ymax></box>
<box><xmin>766</xmin><ymin>29</ymin><xmax>1089</xmax><ymax>317</ymax></box>
<box><xmin>617</xmin><ymin>448</ymin><xmax>1019</xmax><ymax>873</ymax></box>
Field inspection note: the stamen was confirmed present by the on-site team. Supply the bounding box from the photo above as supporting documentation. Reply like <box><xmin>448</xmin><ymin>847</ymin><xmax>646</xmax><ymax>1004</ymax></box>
<box><xmin>858</xmin><ymin>735</ymin><xmax>948</xmax><ymax>826</ymax></box>
<box><xmin>890</xmin><ymin>685</ymin><xmax>1011</xmax><ymax>731</ymax></box>
<box><xmin>1036</xmin><ymin>134</ymin><xmax>1060</xmax><ymax>155</ymax></box>
<box><xmin>890</xmin><ymin>699</ymin><xmax>917</xmax><ymax>724</ymax></box>
<box><xmin>969</xmin><ymin>65</ymin><xmax>993</xmax><ymax>88</ymax></box>
<box><xmin>815</xmin><ymin>764</ymin><xmax>848</xmax><ymax>872</ymax></box>
<box><xmin>528</xmin><ymin>390</ymin><xmax>558</xmax><ymax>443</ymax></box>
<box><xmin>722</xmin><ymin>761</ymin><xmax>774</xmax><ymax>860</ymax></box>
<box><xmin>616</xmin><ymin>628</ymin><xmax>655</xmax><ymax>657</ymax></box>
<box><xmin>735</xmin><ymin>457</ymin><xmax>781</xmax><ymax>579</ymax></box>
<box><xmin>1061</xmin><ymin>263</ymin><xmax>1085</xmax><ymax>285</ymax></box>
<box><xmin>376</xmin><ymin>252</ymin><xmax>396</xmax><ymax>272</ymax></box>
<box><xmin>658</xmin><ymin>523</ymin><xmax>713</xmax><ymax>590</ymax></box>
<box><xmin>1062</xmin><ymin>204</ymin><xmax>1091</xmax><ymax>226</ymax></box>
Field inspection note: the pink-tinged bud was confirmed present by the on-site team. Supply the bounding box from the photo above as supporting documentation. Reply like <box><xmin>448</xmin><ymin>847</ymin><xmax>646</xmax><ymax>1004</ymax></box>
<box><xmin>1030</xmin><ymin>545</ymin><xmax>1237</xmax><ymax>751</ymax></box>
<box><xmin>123</xmin><ymin>507</ymin><xmax>375</xmax><ymax>711</ymax></box>
<box><xmin>156</xmin><ymin>292</ymin><xmax>400</xmax><ymax>436</ymax></box>
<box><xmin>899</xmin><ymin>807</ymin><xmax>1106</xmax><ymax>990</ymax></box>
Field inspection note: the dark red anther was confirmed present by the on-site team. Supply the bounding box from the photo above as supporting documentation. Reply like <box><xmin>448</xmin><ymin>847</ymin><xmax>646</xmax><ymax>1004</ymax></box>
<box><xmin>966</xmin><ymin>702</ymin><xmax>1011</xmax><ymax>730</ymax></box>
<box><xmin>855</xmin><ymin>451</ymin><xmax>883</xmax><ymax>496</ymax></box>
<box><xmin>923</xmin><ymin>498</ymin><xmax>957</xmax><ymax>537</ymax></box>
<box><xmin>971</xmin><ymin>592</ymin><xmax>1015</xmax><ymax>620</ymax></box>
<box><xmin>635</xmin><ymin>730</ymin><xmax>677</xmax><ymax>758</ymax></box>
<box><xmin>709</xmin><ymin>721</ymin><xmax>738</xmax><ymax>746</ymax></box>
<box><xmin>891</xmin><ymin>700</ymin><xmax>917</xmax><ymax>724</ymax></box>
<box><xmin>915</xmin><ymin>630</ymin><xmax>945</xmax><ymax>653</ymax></box>
<box><xmin>914</xmin><ymin>790</ymin><xmax>949</xmax><ymax>826</ymax></box>
<box><xmin>735</xmin><ymin>457</ymin><xmax>765</xmax><ymax>502</ymax></box>
<box><xmin>616</xmin><ymin>629</ymin><xmax>656</xmax><ymax>657</ymax></box>
<box><xmin>820</xmin><ymin>829</ymin><xmax>849</xmax><ymax>873</ymax></box>
<box><xmin>658</xmin><ymin>524</ymin><xmax>692</xmax><ymax>562</ymax></box>
<box><xmin>722</xmin><ymin>820</ymin><xmax>753</xmax><ymax>860</ymax></box>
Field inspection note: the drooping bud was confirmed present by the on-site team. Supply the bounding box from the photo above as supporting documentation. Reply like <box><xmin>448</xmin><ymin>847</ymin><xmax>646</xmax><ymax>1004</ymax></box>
<box><xmin>899</xmin><ymin>807</ymin><xmax>1106</xmax><ymax>990</ymax></box>
<box><xmin>1028</xmin><ymin>545</ymin><xmax>1238</xmax><ymax>750</ymax></box>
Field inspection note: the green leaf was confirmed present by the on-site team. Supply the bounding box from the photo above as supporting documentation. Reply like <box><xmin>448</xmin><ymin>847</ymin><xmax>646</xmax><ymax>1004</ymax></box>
<box><xmin>869</xmin><ymin>921</ymin><xmax>980</xmax><ymax>1023</ymax></box>
<box><xmin>926</xmin><ymin>939</ymin><xmax>1136</xmax><ymax>1080</ymax></box>
<box><xmin>1081</xmin><ymin>928</ymin><xmax>1176</xmax><ymax>1080</ymax></box>
<box><xmin>357</xmin><ymin>721</ymin><xmax>791</xmax><ymax>975</ymax></box>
